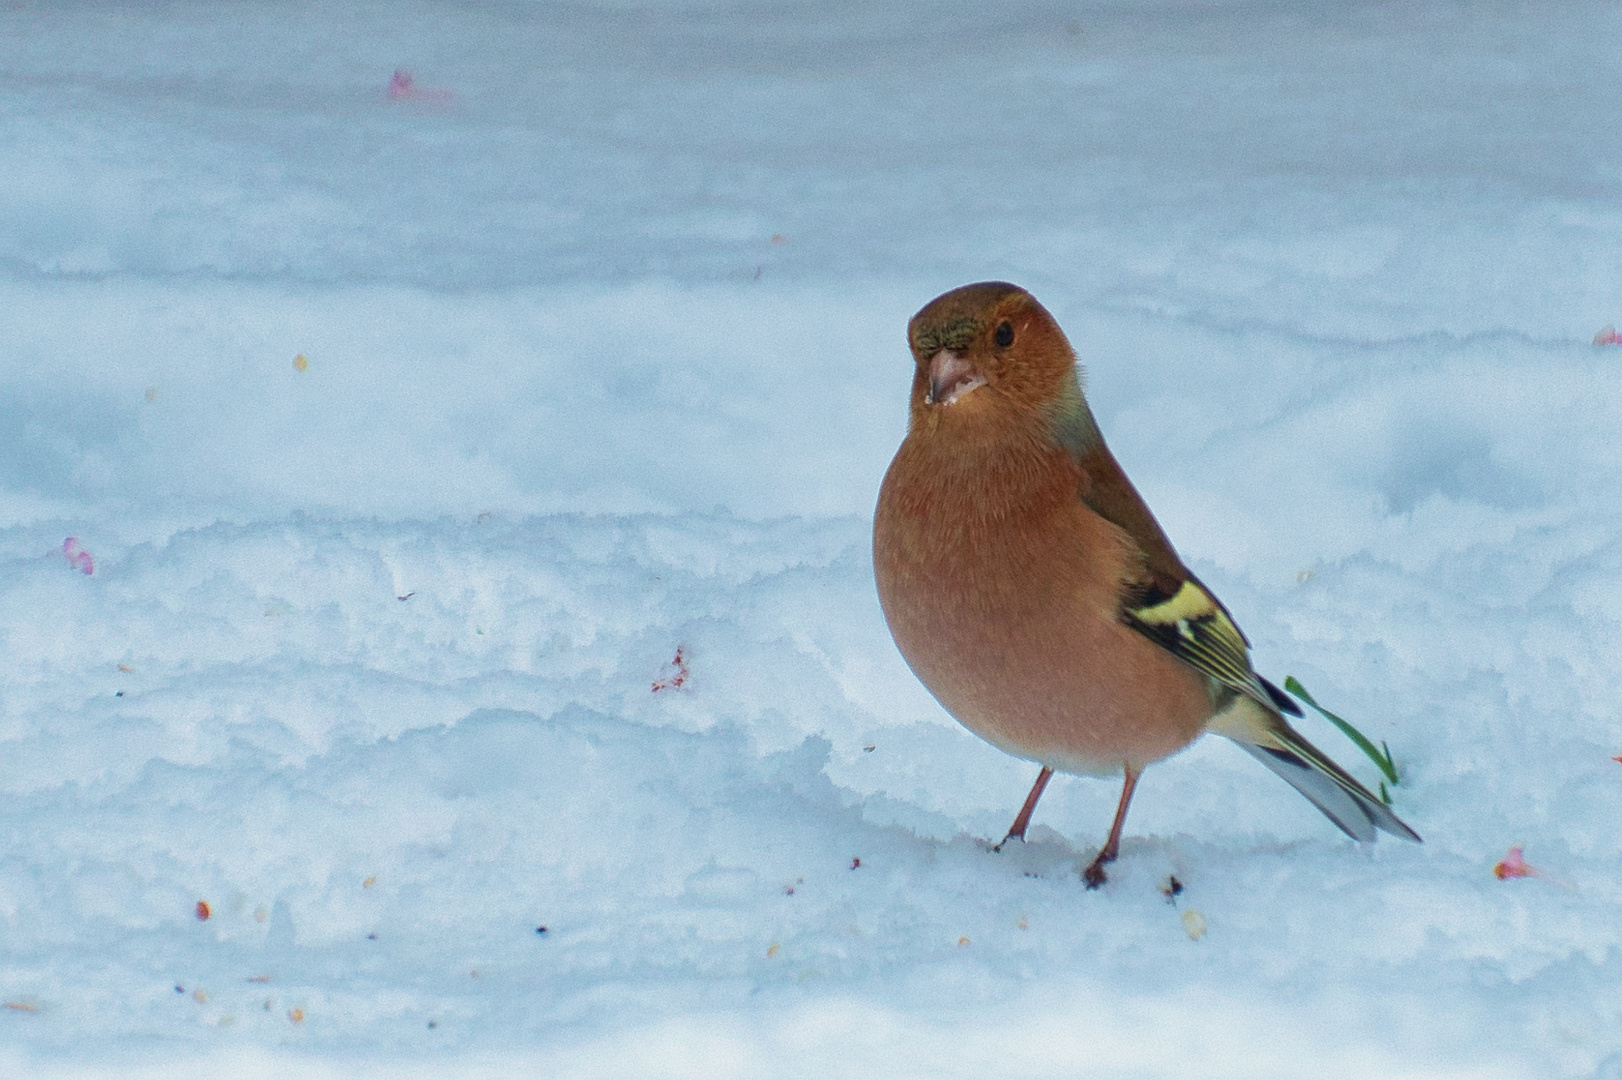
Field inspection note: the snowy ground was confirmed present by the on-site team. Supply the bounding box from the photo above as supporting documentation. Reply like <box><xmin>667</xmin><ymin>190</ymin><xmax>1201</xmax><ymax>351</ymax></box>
<box><xmin>3</xmin><ymin>1</ymin><xmax>1622</xmax><ymax>1076</ymax></box>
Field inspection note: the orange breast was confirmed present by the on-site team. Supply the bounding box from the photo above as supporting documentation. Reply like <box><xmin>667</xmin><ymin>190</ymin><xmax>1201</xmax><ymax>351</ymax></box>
<box><xmin>873</xmin><ymin>436</ymin><xmax>1214</xmax><ymax>776</ymax></box>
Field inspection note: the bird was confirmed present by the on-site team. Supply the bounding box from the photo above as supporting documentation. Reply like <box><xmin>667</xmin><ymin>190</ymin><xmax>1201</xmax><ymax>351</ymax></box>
<box><xmin>872</xmin><ymin>281</ymin><xmax>1420</xmax><ymax>888</ymax></box>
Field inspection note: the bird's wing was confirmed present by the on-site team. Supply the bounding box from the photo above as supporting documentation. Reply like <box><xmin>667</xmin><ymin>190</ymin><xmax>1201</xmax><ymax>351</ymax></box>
<box><xmin>1069</xmin><ymin>437</ymin><xmax>1189</xmax><ymax>601</ymax></box>
<box><xmin>1072</xmin><ymin>442</ymin><xmax>1290</xmax><ymax>715</ymax></box>
<box><xmin>1068</xmin><ymin>431</ymin><xmax>1413</xmax><ymax>842</ymax></box>
<box><xmin>1121</xmin><ymin>576</ymin><xmax>1280</xmax><ymax>712</ymax></box>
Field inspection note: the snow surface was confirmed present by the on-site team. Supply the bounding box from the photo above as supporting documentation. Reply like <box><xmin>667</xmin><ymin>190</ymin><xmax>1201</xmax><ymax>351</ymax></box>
<box><xmin>3</xmin><ymin>0</ymin><xmax>1622</xmax><ymax>1076</ymax></box>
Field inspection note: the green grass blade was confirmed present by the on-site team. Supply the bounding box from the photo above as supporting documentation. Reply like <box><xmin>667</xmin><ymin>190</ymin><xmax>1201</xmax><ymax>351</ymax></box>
<box><xmin>1283</xmin><ymin>676</ymin><xmax>1400</xmax><ymax>785</ymax></box>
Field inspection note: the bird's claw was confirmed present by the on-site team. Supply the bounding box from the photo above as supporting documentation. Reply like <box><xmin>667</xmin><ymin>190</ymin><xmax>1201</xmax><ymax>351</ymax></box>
<box><xmin>1082</xmin><ymin>849</ymin><xmax>1116</xmax><ymax>889</ymax></box>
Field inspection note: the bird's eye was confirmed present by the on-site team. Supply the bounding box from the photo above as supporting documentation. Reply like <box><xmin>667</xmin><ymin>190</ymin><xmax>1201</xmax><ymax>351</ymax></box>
<box><xmin>994</xmin><ymin>321</ymin><xmax>1014</xmax><ymax>348</ymax></box>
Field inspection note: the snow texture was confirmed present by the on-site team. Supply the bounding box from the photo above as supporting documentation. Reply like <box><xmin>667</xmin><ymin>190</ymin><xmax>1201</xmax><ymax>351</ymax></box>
<box><xmin>2</xmin><ymin>1</ymin><xmax>1621</xmax><ymax>1076</ymax></box>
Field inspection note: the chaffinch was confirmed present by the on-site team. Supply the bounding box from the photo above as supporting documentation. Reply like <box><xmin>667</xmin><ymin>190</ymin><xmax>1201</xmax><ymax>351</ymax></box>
<box><xmin>873</xmin><ymin>282</ymin><xmax>1420</xmax><ymax>887</ymax></box>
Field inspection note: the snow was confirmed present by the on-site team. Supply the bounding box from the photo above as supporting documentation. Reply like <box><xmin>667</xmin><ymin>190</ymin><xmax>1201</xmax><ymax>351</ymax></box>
<box><xmin>2</xmin><ymin>0</ymin><xmax>1621</xmax><ymax>1076</ymax></box>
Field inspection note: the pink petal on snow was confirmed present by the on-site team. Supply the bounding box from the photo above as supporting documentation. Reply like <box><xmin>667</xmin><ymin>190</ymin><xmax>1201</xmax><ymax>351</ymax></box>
<box><xmin>1493</xmin><ymin>845</ymin><xmax>1536</xmax><ymax>879</ymax></box>
<box><xmin>62</xmin><ymin>538</ymin><xmax>94</xmax><ymax>575</ymax></box>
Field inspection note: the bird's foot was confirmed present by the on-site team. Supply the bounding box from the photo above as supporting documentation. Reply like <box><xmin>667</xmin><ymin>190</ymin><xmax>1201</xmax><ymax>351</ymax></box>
<box><xmin>1082</xmin><ymin>852</ymin><xmax>1114</xmax><ymax>890</ymax></box>
<box><xmin>991</xmin><ymin>831</ymin><xmax>1025</xmax><ymax>854</ymax></box>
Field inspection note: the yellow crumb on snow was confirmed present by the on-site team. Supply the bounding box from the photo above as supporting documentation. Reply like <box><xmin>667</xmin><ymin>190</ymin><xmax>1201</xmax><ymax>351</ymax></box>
<box><xmin>766</xmin><ymin>944</ymin><xmax>780</xmax><ymax>958</ymax></box>
<box><xmin>1182</xmin><ymin>909</ymin><xmax>1208</xmax><ymax>940</ymax></box>
<box><xmin>294</xmin><ymin>354</ymin><xmax>308</xmax><ymax>372</ymax></box>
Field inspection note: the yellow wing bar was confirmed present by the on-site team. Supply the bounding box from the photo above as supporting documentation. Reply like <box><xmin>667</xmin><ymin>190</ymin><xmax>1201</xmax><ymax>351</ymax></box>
<box><xmin>1124</xmin><ymin>578</ymin><xmax>1274</xmax><ymax>711</ymax></box>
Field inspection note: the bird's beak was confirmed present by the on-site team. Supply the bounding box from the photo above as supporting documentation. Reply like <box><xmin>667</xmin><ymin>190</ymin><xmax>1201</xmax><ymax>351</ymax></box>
<box><xmin>924</xmin><ymin>350</ymin><xmax>986</xmax><ymax>407</ymax></box>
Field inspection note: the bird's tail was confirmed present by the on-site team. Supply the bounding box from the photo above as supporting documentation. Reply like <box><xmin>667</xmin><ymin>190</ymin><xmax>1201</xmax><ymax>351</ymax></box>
<box><xmin>1231</xmin><ymin>722</ymin><xmax>1421</xmax><ymax>843</ymax></box>
<box><xmin>1210</xmin><ymin>693</ymin><xmax>1421</xmax><ymax>844</ymax></box>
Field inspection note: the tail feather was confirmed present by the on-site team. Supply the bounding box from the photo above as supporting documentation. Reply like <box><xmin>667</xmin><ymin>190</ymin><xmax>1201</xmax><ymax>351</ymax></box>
<box><xmin>1257</xmin><ymin>674</ymin><xmax>1303</xmax><ymax>717</ymax></box>
<box><xmin>1231</xmin><ymin>724</ymin><xmax>1422</xmax><ymax>844</ymax></box>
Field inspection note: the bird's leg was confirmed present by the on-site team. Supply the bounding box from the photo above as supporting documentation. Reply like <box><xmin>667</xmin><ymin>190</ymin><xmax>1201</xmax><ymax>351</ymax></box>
<box><xmin>993</xmin><ymin>766</ymin><xmax>1053</xmax><ymax>851</ymax></box>
<box><xmin>1082</xmin><ymin>765</ymin><xmax>1141</xmax><ymax>889</ymax></box>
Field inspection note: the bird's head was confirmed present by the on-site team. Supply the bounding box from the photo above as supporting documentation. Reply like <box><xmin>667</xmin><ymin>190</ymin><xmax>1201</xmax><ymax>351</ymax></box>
<box><xmin>906</xmin><ymin>282</ymin><xmax>1097</xmax><ymax>452</ymax></box>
